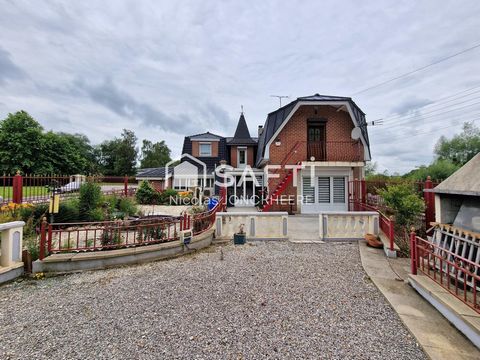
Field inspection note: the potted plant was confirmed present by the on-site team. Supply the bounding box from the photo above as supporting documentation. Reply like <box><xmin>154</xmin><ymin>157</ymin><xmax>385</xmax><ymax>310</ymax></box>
<box><xmin>234</xmin><ymin>224</ymin><xmax>246</xmax><ymax>245</ymax></box>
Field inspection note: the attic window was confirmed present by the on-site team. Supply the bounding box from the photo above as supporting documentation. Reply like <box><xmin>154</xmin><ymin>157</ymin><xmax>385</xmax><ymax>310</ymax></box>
<box><xmin>199</xmin><ymin>143</ymin><xmax>212</xmax><ymax>156</ymax></box>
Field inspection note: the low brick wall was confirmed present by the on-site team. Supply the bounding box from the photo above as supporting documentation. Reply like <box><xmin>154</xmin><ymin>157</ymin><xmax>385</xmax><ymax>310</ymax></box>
<box><xmin>32</xmin><ymin>228</ymin><xmax>214</xmax><ymax>274</ymax></box>
<box><xmin>215</xmin><ymin>212</ymin><xmax>288</xmax><ymax>240</ymax></box>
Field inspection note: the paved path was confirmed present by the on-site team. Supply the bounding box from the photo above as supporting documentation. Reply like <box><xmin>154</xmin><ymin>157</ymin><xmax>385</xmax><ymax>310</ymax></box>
<box><xmin>359</xmin><ymin>240</ymin><xmax>480</xmax><ymax>359</ymax></box>
<box><xmin>0</xmin><ymin>242</ymin><xmax>425</xmax><ymax>359</ymax></box>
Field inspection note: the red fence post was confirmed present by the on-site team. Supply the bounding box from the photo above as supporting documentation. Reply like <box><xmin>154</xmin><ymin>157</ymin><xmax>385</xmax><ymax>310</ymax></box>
<box><xmin>410</xmin><ymin>228</ymin><xmax>417</xmax><ymax>275</ymax></box>
<box><xmin>12</xmin><ymin>171</ymin><xmax>23</xmax><ymax>204</ymax></box>
<box><xmin>124</xmin><ymin>175</ymin><xmax>128</xmax><ymax>196</ymax></box>
<box><xmin>424</xmin><ymin>176</ymin><xmax>434</xmax><ymax>231</ymax></box>
<box><xmin>389</xmin><ymin>218</ymin><xmax>395</xmax><ymax>251</ymax></box>
<box><xmin>39</xmin><ymin>217</ymin><xmax>47</xmax><ymax>260</ymax></box>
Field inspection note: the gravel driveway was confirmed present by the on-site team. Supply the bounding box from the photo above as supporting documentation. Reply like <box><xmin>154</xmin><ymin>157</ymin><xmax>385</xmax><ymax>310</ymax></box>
<box><xmin>0</xmin><ymin>242</ymin><xmax>426</xmax><ymax>359</ymax></box>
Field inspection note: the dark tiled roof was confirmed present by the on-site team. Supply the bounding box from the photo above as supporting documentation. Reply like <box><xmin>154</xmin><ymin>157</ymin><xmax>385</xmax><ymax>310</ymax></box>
<box><xmin>255</xmin><ymin>94</ymin><xmax>371</xmax><ymax>166</ymax></box>
<box><xmin>228</xmin><ymin>114</ymin><xmax>257</xmax><ymax>145</ymax></box>
<box><xmin>136</xmin><ymin>167</ymin><xmax>172</xmax><ymax>178</ymax></box>
<box><xmin>188</xmin><ymin>131</ymin><xmax>223</xmax><ymax>140</ymax></box>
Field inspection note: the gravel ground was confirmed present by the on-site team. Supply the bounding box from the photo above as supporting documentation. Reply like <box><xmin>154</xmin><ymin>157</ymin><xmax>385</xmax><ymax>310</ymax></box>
<box><xmin>0</xmin><ymin>242</ymin><xmax>426</xmax><ymax>359</ymax></box>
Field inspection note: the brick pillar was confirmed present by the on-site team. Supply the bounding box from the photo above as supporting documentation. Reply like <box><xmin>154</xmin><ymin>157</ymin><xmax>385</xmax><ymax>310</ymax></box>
<box><xmin>423</xmin><ymin>176</ymin><xmax>434</xmax><ymax>231</ymax></box>
<box><xmin>12</xmin><ymin>171</ymin><xmax>23</xmax><ymax>204</ymax></box>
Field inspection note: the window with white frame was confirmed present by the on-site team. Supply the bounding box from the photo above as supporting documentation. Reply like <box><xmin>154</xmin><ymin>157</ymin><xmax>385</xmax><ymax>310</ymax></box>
<box><xmin>302</xmin><ymin>176</ymin><xmax>346</xmax><ymax>204</ymax></box>
<box><xmin>199</xmin><ymin>143</ymin><xmax>212</xmax><ymax>156</ymax></box>
<box><xmin>238</xmin><ymin>147</ymin><xmax>247</xmax><ymax>167</ymax></box>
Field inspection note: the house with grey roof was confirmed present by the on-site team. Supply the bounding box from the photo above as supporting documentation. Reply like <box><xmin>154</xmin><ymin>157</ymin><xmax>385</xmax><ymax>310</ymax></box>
<box><xmin>137</xmin><ymin>94</ymin><xmax>371</xmax><ymax>213</ymax></box>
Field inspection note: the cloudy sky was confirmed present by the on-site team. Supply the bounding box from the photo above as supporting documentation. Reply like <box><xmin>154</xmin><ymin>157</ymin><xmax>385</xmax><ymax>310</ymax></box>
<box><xmin>1</xmin><ymin>1</ymin><xmax>480</xmax><ymax>173</ymax></box>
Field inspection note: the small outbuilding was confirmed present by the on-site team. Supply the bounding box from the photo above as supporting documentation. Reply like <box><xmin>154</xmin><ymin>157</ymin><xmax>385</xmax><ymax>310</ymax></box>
<box><xmin>433</xmin><ymin>152</ymin><xmax>480</xmax><ymax>232</ymax></box>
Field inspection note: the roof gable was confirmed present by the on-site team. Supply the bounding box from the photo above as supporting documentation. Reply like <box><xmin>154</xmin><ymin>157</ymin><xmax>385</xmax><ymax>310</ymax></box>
<box><xmin>433</xmin><ymin>153</ymin><xmax>480</xmax><ymax>196</ymax></box>
<box><xmin>255</xmin><ymin>94</ymin><xmax>370</xmax><ymax>166</ymax></box>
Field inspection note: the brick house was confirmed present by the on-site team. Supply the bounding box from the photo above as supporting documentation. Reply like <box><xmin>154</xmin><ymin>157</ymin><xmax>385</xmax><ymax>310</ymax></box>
<box><xmin>137</xmin><ymin>94</ymin><xmax>371</xmax><ymax>213</ymax></box>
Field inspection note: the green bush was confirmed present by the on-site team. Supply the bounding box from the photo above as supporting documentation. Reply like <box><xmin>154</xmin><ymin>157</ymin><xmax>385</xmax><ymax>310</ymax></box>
<box><xmin>378</xmin><ymin>184</ymin><xmax>425</xmax><ymax>228</ymax></box>
<box><xmin>79</xmin><ymin>181</ymin><xmax>103</xmax><ymax>221</ymax></box>
<box><xmin>159</xmin><ymin>188</ymin><xmax>178</xmax><ymax>204</ymax></box>
<box><xmin>54</xmin><ymin>199</ymin><xmax>80</xmax><ymax>223</ymax></box>
<box><xmin>118</xmin><ymin>197</ymin><xmax>137</xmax><ymax>216</ymax></box>
<box><xmin>135</xmin><ymin>181</ymin><xmax>159</xmax><ymax>204</ymax></box>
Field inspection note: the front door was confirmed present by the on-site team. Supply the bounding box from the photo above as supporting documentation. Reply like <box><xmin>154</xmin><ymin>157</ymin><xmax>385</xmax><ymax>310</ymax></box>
<box><xmin>307</xmin><ymin>124</ymin><xmax>326</xmax><ymax>161</ymax></box>
<box><xmin>234</xmin><ymin>175</ymin><xmax>255</xmax><ymax>206</ymax></box>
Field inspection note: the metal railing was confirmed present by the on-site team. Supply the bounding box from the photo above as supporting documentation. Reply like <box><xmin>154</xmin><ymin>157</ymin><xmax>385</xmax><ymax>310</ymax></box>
<box><xmin>1</xmin><ymin>174</ymin><xmax>135</xmax><ymax>205</ymax></box>
<box><xmin>38</xmin><ymin>195</ymin><xmax>226</xmax><ymax>260</ymax></box>
<box><xmin>39</xmin><ymin>217</ymin><xmax>183</xmax><ymax>258</ymax></box>
<box><xmin>411</xmin><ymin>231</ymin><xmax>480</xmax><ymax>313</ymax></box>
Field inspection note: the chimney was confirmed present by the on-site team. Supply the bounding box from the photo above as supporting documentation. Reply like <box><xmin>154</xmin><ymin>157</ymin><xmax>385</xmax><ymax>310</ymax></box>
<box><xmin>258</xmin><ymin>125</ymin><xmax>264</xmax><ymax>136</ymax></box>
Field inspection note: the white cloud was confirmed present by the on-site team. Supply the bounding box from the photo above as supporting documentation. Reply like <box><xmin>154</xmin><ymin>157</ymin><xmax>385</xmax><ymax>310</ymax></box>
<box><xmin>0</xmin><ymin>0</ymin><xmax>479</xmax><ymax>169</ymax></box>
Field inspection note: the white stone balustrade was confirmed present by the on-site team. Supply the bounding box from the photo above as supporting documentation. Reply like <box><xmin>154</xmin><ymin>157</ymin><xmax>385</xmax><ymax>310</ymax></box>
<box><xmin>215</xmin><ymin>212</ymin><xmax>288</xmax><ymax>240</ymax></box>
<box><xmin>0</xmin><ymin>221</ymin><xmax>25</xmax><ymax>284</ymax></box>
<box><xmin>319</xmin><ymin>212</ymin><xmax>379</xmax><ymax>240</ymax></box>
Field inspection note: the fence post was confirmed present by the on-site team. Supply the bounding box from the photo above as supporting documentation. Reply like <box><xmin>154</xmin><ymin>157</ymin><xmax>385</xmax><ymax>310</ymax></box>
<box><xmin>12</xmin><ymin>171</ymin><xmax>23</xmax><ymax>204</ymax></box>
<box><xmin>124</xmin><ymin>175</ymin><xmax>128</xmax><ymax>196</ymax></box>
<box><xmin>39</xmin><ymin>217</ymin><xmax>47</xmax><ymax>260</ymax></box>
<box><xmin>424</xmin><ymin>176</ymin><xmax>434</xmax><ymax>231</ymax></box>
<box><xmin>389</xmin><ymin>218</ymin><xmax>395</xmax><ymax>251</ymax></box>
<box><xmin>410</xmin><ymin>228</ymin><xmax>417</xmax><ymax>275</ymax></box>
<box><xmin>361</xmin><ymin>179</ymin><xmax>366</xmax><ymax>205</ymax></box>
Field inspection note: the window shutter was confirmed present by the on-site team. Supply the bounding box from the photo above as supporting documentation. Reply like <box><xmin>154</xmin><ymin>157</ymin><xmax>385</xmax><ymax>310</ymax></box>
<box><xmin>302</xmin><ymin>176</ymin><xmax>315</xmax><ymax>204</ymax></box>
<box><xmin>333</xmin><ymin>177</ymin><xmax>345</xmax><ymax>203</ymax></box>
<box><xmin>255</xmin><ymin>175</ymin><xmax>263</xmax><ymax>187</ymax></box>
<box><xmin>318</xmin><ymin>177</ymin><xmax>330</xmax><ymax>203</ymax></box>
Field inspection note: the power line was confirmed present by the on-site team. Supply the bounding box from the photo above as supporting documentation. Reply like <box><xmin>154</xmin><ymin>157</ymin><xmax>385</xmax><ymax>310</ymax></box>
<box><xmin>375</xmin><ymin>119</ymin><xmax>477</xmax><ymax>143</ymax></box>
<box><xmin>372</xmin><ymin>108</ymin><xmax>480</xmax><ymax>131</ymax></box>
<box><xmin>380</xmin><ymin>85</ymin><xmax>480</xmax><ymax>123</ymax></box>
<box><xmin>352</xmin><ymin>42</ymin><xmax>480</xmax><ymax>96</ymax></box>
<box><xmin>375</xmin><ymin>99</ymin><xmax>480</xmax><ymax>129</ymax></box>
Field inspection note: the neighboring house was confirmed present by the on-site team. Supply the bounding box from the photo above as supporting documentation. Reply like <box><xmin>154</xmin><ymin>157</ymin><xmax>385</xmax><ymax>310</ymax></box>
<box><xmin>136</xmin><ymin>93</ymin><xmax>371</xmax><ymax>213</ymax></box>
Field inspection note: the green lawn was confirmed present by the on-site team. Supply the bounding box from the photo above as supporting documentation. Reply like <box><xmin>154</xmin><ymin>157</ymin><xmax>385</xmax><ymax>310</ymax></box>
<box><xmin>0</xmin><ymin>186</ymin><xmax>50</xmax><ymax>200</ymax></box>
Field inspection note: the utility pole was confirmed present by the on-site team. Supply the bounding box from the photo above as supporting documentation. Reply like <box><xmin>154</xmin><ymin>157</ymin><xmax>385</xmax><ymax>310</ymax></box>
<box><xmin>270</xmin><ymin>95</ymin><xmax>289</xmax><ymax>107</ymax></box>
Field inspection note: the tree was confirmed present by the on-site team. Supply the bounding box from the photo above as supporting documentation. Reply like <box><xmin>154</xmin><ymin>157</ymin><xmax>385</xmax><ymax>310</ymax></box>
<box><xmin>434</xmin><ymin>121</ymin><xmax>480</xmax><ymax>165</ymax></box>
<box><xmin>0</xmin><ymin>111</ymin><xmax>44</xmax><ymax>173</ymax></box>
<box><xmin>140</xmin><ymin>139</ymin><xmax>171</xmax><ymax>168</ymax></box>
<box><xmin>403</xmin><ymin>159</ymin><xmax>460</xmax><ymax>182</ymax></box>
<box><xmin>98</xmin><ymin>129</ymin><xmax>138</xmax><ymax>176</ymax></box>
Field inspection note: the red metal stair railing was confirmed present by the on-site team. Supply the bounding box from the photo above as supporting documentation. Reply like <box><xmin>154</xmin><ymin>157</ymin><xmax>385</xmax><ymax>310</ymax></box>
<box><xmin>262</xmin><ymin>142</ymin><xmax>303</xmax><ymax>212</ymax></box>
<box><xmin>262</xmin><ymin>163</ymin><xmax>301</xmax><ymax>212</ymax></box>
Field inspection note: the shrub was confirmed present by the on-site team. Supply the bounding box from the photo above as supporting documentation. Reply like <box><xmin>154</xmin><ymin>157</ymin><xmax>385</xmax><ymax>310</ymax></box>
<box><xmin>159</xmin><ymin>188</ymin><xmax>178</xmax><ymax>205</ymax></box>
<box><xmin>54</xmin><ymin>199</ymin><xmax>80</xmax><ymax>223</ymax></box>
<box><xmin>118</xmin><ymin>197</ymin><xmax>138</xmax><ymax>217</ymax></box>
<box><xmin>135</xmin><ymin>181</ymin><xmax>159</xmax><ymax>204</ymax></box>
<box><xmin>79</xmin><ymin>181</ymin><xmax>103</xmax><ymax>221</ymax></box>
<box><xmin>378</xmin><ymin>184</ymin><xmax>425</xmax><ymax>228</ymax></box>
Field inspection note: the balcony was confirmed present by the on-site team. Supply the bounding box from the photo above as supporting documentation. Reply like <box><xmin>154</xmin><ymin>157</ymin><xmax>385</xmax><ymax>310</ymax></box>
<box><xmin>305</xmin><ymin>140</ymin><xmax>363</xmax><ymax>162</ymax></box>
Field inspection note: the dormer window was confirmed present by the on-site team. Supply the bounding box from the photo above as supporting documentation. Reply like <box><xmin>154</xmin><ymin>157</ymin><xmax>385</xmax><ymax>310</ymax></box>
<box><xmin>199</xmin><ymin>142</ymin><xmax>212</xmax><ymax>156</ymax></box>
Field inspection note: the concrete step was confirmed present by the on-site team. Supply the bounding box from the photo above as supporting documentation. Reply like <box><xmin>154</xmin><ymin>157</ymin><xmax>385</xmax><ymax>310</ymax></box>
<box><xmin>408</xmin><ymin>273</ymin><xmax>480</xmax><ymax>349</ymax></box>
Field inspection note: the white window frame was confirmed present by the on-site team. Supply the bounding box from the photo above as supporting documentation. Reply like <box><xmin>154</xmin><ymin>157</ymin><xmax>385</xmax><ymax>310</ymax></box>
<box><xmin>237</xmin><ymin>146</ymin><xmax>247</xmax><ymax>168</ymax></box>
<box><xmin>199</xmin><ymin>142</ymin><xmax>212</xmax><ymax>157</ymax></box>
<box><xmin>301</xmin><ymin>176</ymin><xmax>347</xmax><ymax>205</ymax></box>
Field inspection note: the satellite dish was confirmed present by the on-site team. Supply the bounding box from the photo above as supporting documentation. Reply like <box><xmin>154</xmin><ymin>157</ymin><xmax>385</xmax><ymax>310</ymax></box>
<box><xmin>351</xmin><ymin>127</ymin><xmax>361</xmax><ymax>140</ymax></box>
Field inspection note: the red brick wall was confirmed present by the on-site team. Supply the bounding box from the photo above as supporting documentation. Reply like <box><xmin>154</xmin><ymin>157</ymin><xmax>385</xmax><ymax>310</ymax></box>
<box><xmin>268</xmin><ymin>105</ymin><xmax>363</xmax><ymax>165</ymax></box>
<box><xmin>230</xmin><ymin>146</ymin><xmax>255</xmax><ymax>167</ymax></box>
<box><xmin>265</xmin><ymin>105</ymin><xmax>364</xmax><ymax>212</ymax></box>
